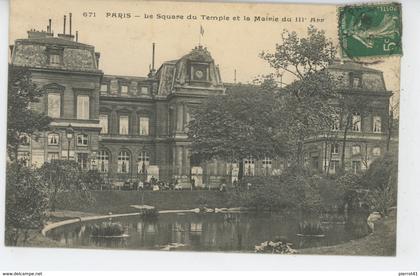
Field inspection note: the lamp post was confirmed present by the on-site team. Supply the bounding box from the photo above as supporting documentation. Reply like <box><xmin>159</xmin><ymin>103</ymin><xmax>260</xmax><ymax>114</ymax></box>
<box><xmin>65</xmin><ymin>124</ymin><xmax>74</xmax><ymax>160</ymax></box>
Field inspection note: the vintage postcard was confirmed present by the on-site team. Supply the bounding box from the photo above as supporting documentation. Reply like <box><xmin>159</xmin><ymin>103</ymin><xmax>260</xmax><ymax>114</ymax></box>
<box><xmin>5</xmin><ymin>0</ymin><xmax>400</xmax><ymax>256</ymax></box>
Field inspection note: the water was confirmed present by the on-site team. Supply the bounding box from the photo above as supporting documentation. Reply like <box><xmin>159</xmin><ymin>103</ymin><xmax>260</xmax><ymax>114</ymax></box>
<box><xmin>47</xmin><ymin>212</ymin><xmax>365</xmax><ymax>252</ymax></box>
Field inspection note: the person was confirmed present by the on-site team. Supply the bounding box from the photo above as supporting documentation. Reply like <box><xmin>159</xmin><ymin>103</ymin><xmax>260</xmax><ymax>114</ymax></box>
<box><xmin>191</xmin><ymin>177</ymin><xmax>196</xmax><ymax>190</ymax></box>
<box><xmin>247</xmin><ymin>182</ymin><xmax>252</xmax><ymax>190</ymax></box>
<box><xmin>137</xmin><ymin>179</ymin><xmax>144</xmax><ymax>190</ymax></box>
<box><xmin>219</xmin><ymin>183</ymin><xmax>226</xmax><ymax>192</ymax></box>
<box><xmin>153</xmin><ymin>183</ymin><xmax>160</xmax><ymax>191</ymax></box>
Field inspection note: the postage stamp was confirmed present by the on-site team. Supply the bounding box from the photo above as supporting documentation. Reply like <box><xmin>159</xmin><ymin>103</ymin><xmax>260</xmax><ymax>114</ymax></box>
<box><xmin>339</xmin><ymin>2</ymin><xmax>402</xmax><ymax>58</ymax></box>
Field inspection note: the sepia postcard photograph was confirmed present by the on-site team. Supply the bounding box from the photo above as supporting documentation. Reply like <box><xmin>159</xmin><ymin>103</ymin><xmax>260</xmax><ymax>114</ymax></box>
<box><xmin>3</xmin><ymin>0</ymin><xmax>405</xmax><ymax>261</ymax></box>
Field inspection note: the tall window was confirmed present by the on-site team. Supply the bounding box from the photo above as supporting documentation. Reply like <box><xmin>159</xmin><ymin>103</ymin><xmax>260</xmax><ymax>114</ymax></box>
<box><xmin>330</xmin><ymin>160</ymin><xmax>339</xmax><ymax>174</ymax></box>
<box><xmin>244</xmin><ymin>157</ymin><xmax>255</xmax><ymax>176</ymax></box>
<box><xmin>331</xmin><ymin>118</ymin><xmax>340</xmax><ymax>131</ymax></box>
<box><xmin>99</xmin><ymin>114</ymin><xmax>108</xmax><ymax>134</ymax></box>
<box><xmin>118</xmin><ymin>151</ymin><xmax>130</xmax><ymax>173</ymax></box>
<box><xmin>140</xmin><ymin>87</ymin><xmax>149</xmax><ymax>94</ymax></box>
<box><xmin>139</xmin><ymin>117</ymin><xmax>149</xmax><ymax>136</ymax></box>
<box><xmin>47</xmin><ymin>133</ymin><xmax>60</xmax><ymax>145</ymax></box>
<box><xmin>47</xmin><ymin>152</ymin><xmax>59</xmax><ymax>161</ymax></box>
<box><xmin>77</xmin><ymin>95</ymin><xmax>90</xmax><ymax>119</ymax></box>
<box><xmin>352</xmin><ymin>145</ymin><xmax>361</xmax><ymax>155</ymax></box>
<box><xmin>119</xmin><ymin>115</ymin><xmax>129</xmax><ymax>135</ymax></box>
<box><xmin>97</xmin><ymin>150</ymin><xmax>109</xmax><ymax>173</ymax></box>
<box><xmin>100</xmin><ymin>84</ymin><xmax>108</xmax><ymax>94</ymax></box>
<box><xmin>77</xmin><ymin>134</ymin><xmax>89</xmax><ymax>146</ymax></box>
<box><xmin>373</xmin><ymin>116</ymin><xmax>382</xmax><ymax>133</ymax></box>
<box><xmin>352</xmin><ymin>160</ymin><xmax>361</xmax><ymax>174</ymax></box>
<box><xmin>262</xmin><ymin>157</ymin><xmax>272</xmax><ymax>175</ymax></box>
<box><xmin>352</xmin><ymin>112</ymin><xmax>361</xmax><ymax>132</ymax></box>
<box><xmin>48</xmin><ymin>93</ymin><xmax>61</xmax><ymax>118</ymax></box>
<box><xmin>77</xmin><ymin>153</ymin><xmax>89</xmax><ymax>170</ymax></box>
<box><xmin>121</xmin><ymin>85</ymin><xmax>128</xmax><ymax>96</ymax></box>
<box><xmin>331</xmin><ymin>143</ymin><xmax>339</xmax><ymax>154</ymax></box>
<box><xmin>137</xmin><ymin>151</ymin><xmax>150</xmax><ymax>173</ymax></box>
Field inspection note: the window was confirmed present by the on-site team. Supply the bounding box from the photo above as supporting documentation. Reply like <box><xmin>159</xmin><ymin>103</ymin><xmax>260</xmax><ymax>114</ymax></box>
<box><xmin>373</xmin><ymin>147</ymin><xmax>381</xmax><ymax>156</ymax></box>
<box><xmin>139</xmin><ymin>117</ymin><xmax>149</xmax><ymax>136</ymax></box>
<box><xmin>18</xmin><ymin>152</ymin><xmax>30</xmax><ymax>167</ymax></box>
<box><xmin>121</xmin><ymin>85</ymin><xmax>128</xmax><ymax>95</ymax></box>
<box><xmin>77</xmin><ymin>153</ymin><xmax>89</xmax><ymax>170</ymax></box>
<box><xmin>119</xmin><ymin>115</ymin><xmax>129</xmax><ymax>135</ymax></box>
<box><xmin>77</xmin><ymin>95</ymin><xmax>90</xmax><ymax>119</ymax></box>
<box><xmin>100</xmin><ymin>84</ymin><xmax>108</xmax><ymax>94</ymax></box>
<box><xmin>48</xmin><ymin>133</ymin><xmax>60</xmax><ymax>145</ymax></box>
<box><xmin>352</xmin><ymin>160</ymin><xmax>361</xmax><ymax>174</ymax></box>
<box><xmin>140</xmin><ymin>87</ymin><xmax>149</xmax><ymax>94</ymax></box>
<box><xmin>373</xmin><ymin>116</ymin><xmax>382</xmax><ymax>133</ymax></box>
<box><xmin>118</xmin><ymin>151</ymin><xmax>130</xmax><ymax>173</ymax></box>
<box><xmin>352</xmin><ymin>145</ymin><xmax>361</xmax><ymax>155</ymax></box>
<box><xmin>97</xmin><ymin>150</ymin><xmax>109</xmax><ymax>173</ymax></box>
<box><xmin>20</xmin><ymin>134</ymin><xmax>30</xmax><ymax>146</ymax></box>
<box><xmin>332</xmin><ymin>118</ymin><xmax>340</xmax><ymax>131</ymax></box>
<box><xmin>350</xmin><ymin>72</ymin><xmax>362</xmax><ymax>88</ymax></box>
<box><xmin>77</xmin><ymin>134</ymin><xmax>89</xmax><ymax>146</ymax></box>
<box><xmin>262</xmin><ymin>157</ymin><xmax>272</xmax><ymax>175</ymax></box>
<box><xmin>244</xmin><ymin>157</ymin><xmax>255</xmax><ymax>176</ymax></box>
<box><xmin>352</xmin><ymin>112</ymin><xmax>361</xmax><ymax>132</ymax></box>
<box><xmin>137</xmin><ymin>151</ymin><xmax>150</xmax><ymax>173</ymax></box>
<box><xmin>99</xmin><ymin>114</ymin><xmax>108</xmax><ymax>134</ymax></box>
<box><xmin>330</xmin><ymin>160</ymin><xmax>339</xmax><ymax>174</ymax></box>
<box><xmin>331</xmin><ymin>144</ymin><xmax>339</xmax><ymax>154</ymax></box>
<box><xmin>48</xmin><ymin>93</ymin><xmax>61</xmax><ymax>118</ymax></box>
<box><xmin>47</xmin><ymin>152</ymin><xmax>59</xmax><ymax>161</ymax></box>
<box><xmin>49</xmin><ymin>54</ymin><xmax>61</xmax><ymax>65</ymax></box>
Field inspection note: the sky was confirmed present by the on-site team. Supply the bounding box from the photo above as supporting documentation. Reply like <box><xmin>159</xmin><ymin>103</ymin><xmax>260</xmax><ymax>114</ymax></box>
<box><xmin>9</xmin><ymin>0</ymin><xmax>400</xmax><ymax>103</ymax></box>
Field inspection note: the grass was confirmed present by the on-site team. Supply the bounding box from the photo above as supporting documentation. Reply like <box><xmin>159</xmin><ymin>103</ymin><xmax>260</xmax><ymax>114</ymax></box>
<box><xmin>298</xmin><ymin>212</ymin><xmax>397</xmax><ymax>256</ymax></box>
<box><xmin>55</xmin><ymin>190</ymin><xmax>230</xmax><ymax>214</ymax></box>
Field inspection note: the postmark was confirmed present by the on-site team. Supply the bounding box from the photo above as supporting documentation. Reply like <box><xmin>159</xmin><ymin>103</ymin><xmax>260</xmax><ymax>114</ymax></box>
<box><xmin>339</xmin><ymin>2</ymin><xmax>402</xmax><ymax>58</ymax></box>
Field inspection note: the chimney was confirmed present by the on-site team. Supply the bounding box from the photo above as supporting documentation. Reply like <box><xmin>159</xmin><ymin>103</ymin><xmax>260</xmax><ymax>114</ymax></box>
<box><xmin>69</xmin><ymin>13</ymin><xmax>72</xmax><ymax>35</ymax></box>
<box><xmin>63</xmin><ymin>15</ymin><xmax>66</xmax><ymax>34</ymax></box>
<box><xmin>48</xmin><ymin>19</ymin><xmax>52</xmax><ymax>34</ymax></box>
<box><xmin>58</xmin><ymin>14</ymin><xmax>75</xmax><ymax>41</ymax></box>
<box><xmin>76</xmin><ymin>31</ymin><xmax>78</xmax><ymax>42</ymax></box>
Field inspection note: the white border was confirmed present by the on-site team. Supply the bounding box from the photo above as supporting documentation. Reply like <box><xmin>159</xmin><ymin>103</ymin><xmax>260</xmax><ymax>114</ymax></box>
<box><xmin>0</xmin><ymin>0</ymin><xmax>419</xmax><ymax>271</ymax></box>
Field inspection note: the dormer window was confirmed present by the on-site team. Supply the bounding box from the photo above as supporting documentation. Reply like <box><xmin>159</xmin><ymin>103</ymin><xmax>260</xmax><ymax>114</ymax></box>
<box><xmin>121</xmin><ymin>85</ymin><xmax>128</xmax><ymax>96</ymax></box>
<box><xmin>49</xmin><ymin>54</ymin><xmax>61</xmax><ymax>65</ymax></box>
<box><xmin>350</xmin><ymin>72</ymin><xmax>362</xmax><ymax>88</ymax></box>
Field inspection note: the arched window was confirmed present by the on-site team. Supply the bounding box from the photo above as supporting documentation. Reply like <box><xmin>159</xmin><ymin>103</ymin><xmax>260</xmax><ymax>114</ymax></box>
<box><xmin>118</xmin><ymin>150</ymin><xmax>130</xmax><ymax>173</ymax></box>
<box><xmin>97</xmin><ymin>150</ymin><xmax>109</xmax><ymax>173</ymax></box>
<box><xmin>137</xmin><ymin>151</ymin><xmax>150</xmax><ymax>173</ymax></box>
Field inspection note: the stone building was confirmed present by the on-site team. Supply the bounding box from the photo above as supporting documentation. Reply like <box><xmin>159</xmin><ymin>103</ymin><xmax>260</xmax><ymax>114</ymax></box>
<box><xmin>10</xmin><ymin>23</ymin><xmax>395</xmax><ymax>188</ymax></box>
<box><xmin>303</xmin><ymin>61</ymin><xmax>395</xmax><ymax>175</ymax></box>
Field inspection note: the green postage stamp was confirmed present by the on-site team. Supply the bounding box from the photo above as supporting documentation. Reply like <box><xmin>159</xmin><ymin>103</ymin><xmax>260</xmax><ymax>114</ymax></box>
<box><xmin>339</xmin><ymin>2</ymin><xmax>402</xmax><ymax>58</ymax></box>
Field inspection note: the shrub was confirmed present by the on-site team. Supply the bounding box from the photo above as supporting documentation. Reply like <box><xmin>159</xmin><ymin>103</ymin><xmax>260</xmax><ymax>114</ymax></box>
<box><xmin>5</xmin><ymin>162</ymin><xmax>49</xmax><ymax>245</ymax></box>
<box><xmin>90</xmin><ymin>221</ymin><xmax>125</xmax><ymax>237</ymax></box>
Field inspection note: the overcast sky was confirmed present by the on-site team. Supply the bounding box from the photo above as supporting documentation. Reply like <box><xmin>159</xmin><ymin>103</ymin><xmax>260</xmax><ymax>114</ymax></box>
<box><xmin>9</xmin><ymin>0</ymin><xmax>400</xmax><ymax>103</ymax></box>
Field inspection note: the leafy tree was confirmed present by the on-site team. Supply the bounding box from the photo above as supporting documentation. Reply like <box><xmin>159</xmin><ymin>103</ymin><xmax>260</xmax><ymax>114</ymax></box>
<box><xmin>260</xmin><ymin>26</ymin><xmax>339</xmax><ymax>168</ymax></box>
<box><xmin>188</xmin><ymin>85</ymin><xmax>287</xmax><ymax>178</ymax></box>
<box><xmin>7</xmin><ymin>65</ymin><xmax>51</xmax><ymax>161</ymax></box>
<box><xmin>363</xmin><ymin>153</ymin><xmax>398</xmax><ymax>215</ymax></box>
<box><xmin>5</xmin><ymin>162</ymin><xmax>49</xmax><ymax>245</ymax></box>
<box><xmin>38</xmin><ymin>160</ymin><xmax>94</xmax><ymax>211</ymax></box>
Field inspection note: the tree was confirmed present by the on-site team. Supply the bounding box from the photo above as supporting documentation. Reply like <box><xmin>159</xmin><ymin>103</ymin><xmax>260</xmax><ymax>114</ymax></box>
<box><xmin>5</xmin><ymin>162</ymin><xmax>49</xmax><ymax>245</ymax></box>
<box><xmin>38</xmin><ymin>160</ymin><xmax>94</xmax><ymax>211</ymax></box>
<box><xmin>260</xmin><ymin>26</ymin><xmax>339</xmax><ymax>168</ymax></box>
<box><xmin>7</xmin><ymin>65</ymin><xmax>51</xmax><ymax>161</ymax></box>
<box><xmin>187</xmin><ymin>85</ymin><xmax>287</xmax><ymax>179</ymax></box>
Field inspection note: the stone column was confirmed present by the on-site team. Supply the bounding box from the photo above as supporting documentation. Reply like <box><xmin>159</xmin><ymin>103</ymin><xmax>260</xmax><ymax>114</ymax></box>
<box><xmin>176</xmin><ymin>104</ymin><xmax>184</xmax><ymax>132</ymax></box>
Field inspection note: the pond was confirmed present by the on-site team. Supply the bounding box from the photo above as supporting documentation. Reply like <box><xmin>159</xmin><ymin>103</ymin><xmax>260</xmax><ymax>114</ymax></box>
<box><xmin>47</xmin><ymin>212</ymin><xmax>368</xmax><ymax>252</ymax></box>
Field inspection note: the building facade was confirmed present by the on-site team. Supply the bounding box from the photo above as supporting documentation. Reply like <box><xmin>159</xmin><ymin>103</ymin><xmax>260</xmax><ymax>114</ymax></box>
<box><xmin>10</xmin><ymin>26</ymin><xmax>395</xmax><ymax>188</ymax></box>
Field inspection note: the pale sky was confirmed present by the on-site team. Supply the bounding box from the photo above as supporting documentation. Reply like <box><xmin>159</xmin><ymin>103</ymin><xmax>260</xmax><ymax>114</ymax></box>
<box><xmin>9</xmin><ymin>0</ymin><xmax>400</xmax><ymax>102</ymax></box>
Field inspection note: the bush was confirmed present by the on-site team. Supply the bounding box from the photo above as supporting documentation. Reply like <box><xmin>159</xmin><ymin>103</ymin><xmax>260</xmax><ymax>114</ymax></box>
<box><xmin>90</xmin><ymin>221</ymin><xmax>125</xmax><ymax>237</ymax></box>
<box><xmin>5</xmin><ymin>162</ymin><xmax>49</xmax><ymax>245</ymax></box>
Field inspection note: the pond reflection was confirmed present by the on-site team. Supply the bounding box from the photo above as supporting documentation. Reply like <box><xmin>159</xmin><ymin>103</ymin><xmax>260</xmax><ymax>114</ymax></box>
<box><xmin>47</xmin><ymin>212</ymin><xmax>367</xmax><ymax>252</ymax></box>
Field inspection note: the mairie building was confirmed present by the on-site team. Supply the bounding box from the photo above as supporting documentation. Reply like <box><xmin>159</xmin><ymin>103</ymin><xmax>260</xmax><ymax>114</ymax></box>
<box><xmin>10</xmin><ymin>25</ymin><xmax>396</xmax><ymax>188</ymax></box>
